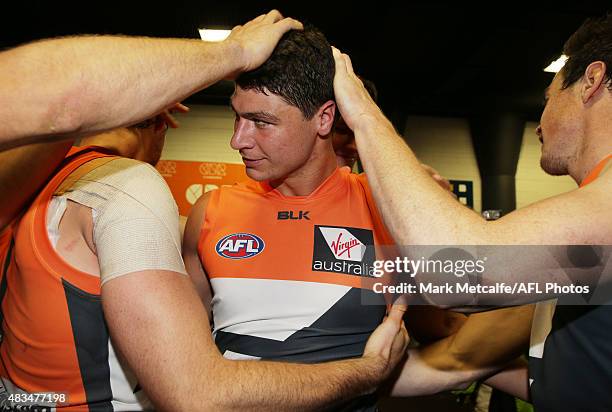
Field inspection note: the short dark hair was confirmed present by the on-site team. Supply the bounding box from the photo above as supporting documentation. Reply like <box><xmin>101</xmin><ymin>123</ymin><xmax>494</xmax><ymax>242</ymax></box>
<box><xmin>561</xmin><ymin>13</ymin><xmax>612</xmax><ymax>90</ymax></box>
<box><xmin>236</xmin><ymin>25</ymin><xmax>334</xmax><ymax>119</ymax></box>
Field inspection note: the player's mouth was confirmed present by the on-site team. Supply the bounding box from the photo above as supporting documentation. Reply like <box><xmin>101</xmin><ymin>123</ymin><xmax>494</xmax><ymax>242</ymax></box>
<box><xmin>242</xmin><ymin>157</ymin><xmax>264</xmax><ymax>167</ymax></box>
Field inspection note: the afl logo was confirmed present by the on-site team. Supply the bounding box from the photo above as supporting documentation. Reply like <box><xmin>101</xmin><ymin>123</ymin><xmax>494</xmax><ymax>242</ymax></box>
<box><xmin>216</xmin><ymin>233</ymin><xmax>265</xmax><ymax>259</ymax></box>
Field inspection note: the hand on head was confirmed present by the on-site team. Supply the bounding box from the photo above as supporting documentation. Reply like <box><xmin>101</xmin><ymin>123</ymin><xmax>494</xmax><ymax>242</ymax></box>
<box><xmin>225</xmin><ymin>10</ymin><xmax>303</xmax><ymax>77</ymax></box>
<box><xmin>331</xmin><ymin>47</ymin><xmax>383</xmax><ymax>132</ymax></box>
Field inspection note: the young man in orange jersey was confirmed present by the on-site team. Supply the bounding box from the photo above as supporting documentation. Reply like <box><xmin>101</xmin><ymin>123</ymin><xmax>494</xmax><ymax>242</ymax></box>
<box><xmin>183</xmin><ymin>25</ymin><xmax>533</xmax><ymax>410</ymax></box>
<box><xmin>0</xmin><ymin>12</ymin><xmax>409</xmax><ymax>411</ymax></box>
<box><xmin>333</xmin><ymin>13</ymin><xmax>612</xmax><ymax>411</ymax></box>
<box><xmin>183</xmin><ymin>27</ymin><xmax>400</xmax><ymax>410</ymax></box>
<box><xmin>183</xmin><ymin>26</ymin><xmax>403</xmax><ymax>412</ymax></box>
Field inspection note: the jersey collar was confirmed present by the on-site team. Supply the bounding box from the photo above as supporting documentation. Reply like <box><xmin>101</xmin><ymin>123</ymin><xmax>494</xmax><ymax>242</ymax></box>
<box><xmin>580</xmin><ymin>154</ymin><xmax>612</xmax><ymax>188</ymax></box>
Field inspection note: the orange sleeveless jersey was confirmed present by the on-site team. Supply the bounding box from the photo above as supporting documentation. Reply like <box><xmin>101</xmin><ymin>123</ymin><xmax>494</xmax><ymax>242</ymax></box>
<box><xmin>198</xmin><ymin>167</ymin><xmax>394</xmax><ymax>366</ymax></box>
<box><xmin>0</xmin><ymin>147</ymin><xmax>130</xmax><ymax>411</ymax></box>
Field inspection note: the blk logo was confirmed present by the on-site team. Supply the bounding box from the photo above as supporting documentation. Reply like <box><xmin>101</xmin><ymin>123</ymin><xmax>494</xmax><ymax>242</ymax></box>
<box><xmin>216</xmin><ymin>233</ymin><xmax>265</xmax><ymax>259</ymax></box>
<box><xmin>277</xmin><ymin>211</ymin><xmax>310</xmax><ymax>220</ymax></box>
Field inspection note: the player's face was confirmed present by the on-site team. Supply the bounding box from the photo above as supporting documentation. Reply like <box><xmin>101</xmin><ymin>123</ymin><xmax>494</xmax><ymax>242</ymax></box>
<box><xmin>537</xmin><ymin>72</ymin><xmax>584</xmax><ymax>176</ymax></box>
<box><xmin>230</xmin><ymin>86</ymin><xmax>319</xmax><ymax>182</ymax></box>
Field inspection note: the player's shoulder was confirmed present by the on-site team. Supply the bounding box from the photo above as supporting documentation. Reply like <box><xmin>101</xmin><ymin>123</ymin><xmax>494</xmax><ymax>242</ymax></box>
<box><xmin>192</xmin><ymin>188</ymin><xmax>216</xmax><ymax>212</ymax></box>
<box><xmin>103</xmin><ymin>157</ymin><xmax>164</xmax><ymax>179</ymax></box>
<box><xmin>86</xmin><ymin>157</ymin><xmax>168</xmax><ymax>192</ymax></box>
<box><xmin>73</xmin><ymin>157</ymin><xmax>176</xmax><ymax>216</ymax></box>
<box><xmin>351</xmin><ymin>171</ymin><xmax>371</xmax><ymax>193</ymax></box>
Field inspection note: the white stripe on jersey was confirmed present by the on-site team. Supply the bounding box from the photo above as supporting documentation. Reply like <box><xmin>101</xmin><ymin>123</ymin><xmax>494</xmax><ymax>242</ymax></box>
<box><xmin>211</xmin><ymin>278</ymin><xmax>350</xmax><ymax>341</ymax></box>
<box><xmin>223</xmin><ymin>350</ymin><xmax>262</xmax><ymax>360</ymax></box>
<box><xmin>108</xmin><ymin>338</ymin><xmax>152</xmax><ymax>411</ymax></box>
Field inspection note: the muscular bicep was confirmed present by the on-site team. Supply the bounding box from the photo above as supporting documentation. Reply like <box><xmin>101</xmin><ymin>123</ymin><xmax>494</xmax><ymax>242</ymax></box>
<box><xmin>496</xmin><ymin>177</ymin><xmax>612</xmax><ymax>245</ymax></box>
<box><xmin>425</xmin><ymin>179</ymin><xmax>612</xmax><ymax>307</ymax></box>
<box><xmin>183</xmin><ymin>191</ymin><xmax>214</xmax><ymax>317</ymax></box>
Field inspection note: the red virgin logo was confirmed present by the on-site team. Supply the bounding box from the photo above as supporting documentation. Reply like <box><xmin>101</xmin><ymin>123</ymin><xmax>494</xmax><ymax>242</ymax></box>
<box><xmin>331</xmin><ymin>233</ymin><xmax>360</xmax><ymax>259</ymax></box>
<box><xmin>319</xmin><ymin>227</ymin><xmax>366</xmax><ymax>262</ymax></box>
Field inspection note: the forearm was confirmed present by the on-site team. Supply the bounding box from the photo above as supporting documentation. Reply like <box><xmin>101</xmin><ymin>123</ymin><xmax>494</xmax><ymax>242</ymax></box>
<box><xmin>106</xmin><ymin>272</ymin><xmax>387</xmax><ymax>412</ymax></box>
<box><xmin>390</xmin><ymin>348</ymin><xmax>494</xmax><ymax>396</ymax></box>
<box><xmin>0</xmin><ymin>36</ymin><xmax>243</xmax><ymax>149</ymax></box>
<box><xmin>334</xmin><ymin>47</ymin><xmax>610</xmax><ymax>256</ymax></box>
<box><xmin>0</xmin><ymin>139</ymin><xmax>73</xmax><ymax>230</ymax></box>
<box><xmin>353</xmin><ymin>118</ymin><xmax>603</xmax><ymax>306</ymax></box>
<box><xmin>391</xmin><ymin>306</ymin><xmax>532</xmax><ymax>396</ymax></box>
<box><xmin>483</xmin><ymin>359</ymin><xmax>529</xmax><ymax>401</ymax></box>
<box><xmin>354</xmin><ymin>115</ymin><xmax>489</xmax><ymax>246</ymax></box>
<box><xmin>201</xmin><ymin>356</ymin><xmax>382</xmax><ymax>412</ymax></box>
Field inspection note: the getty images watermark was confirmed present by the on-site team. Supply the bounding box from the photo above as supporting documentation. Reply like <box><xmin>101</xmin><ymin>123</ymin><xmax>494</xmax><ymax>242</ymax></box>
<box><xmin>360</xmin><ymin>246</ymin><xmax>612</xmax><ymax>306</ymax></box>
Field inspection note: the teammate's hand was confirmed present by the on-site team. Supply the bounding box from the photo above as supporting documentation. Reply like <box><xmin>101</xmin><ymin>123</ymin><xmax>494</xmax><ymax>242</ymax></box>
<box><xmin>363</xmin><ymin>303</ymin><xmax>410</xmax><ymax>383</ymax></box>
<box><xmin>332</xmin><ymin>47</ymin><xmax>384</xmax><ymax>132</ymax></box>
<box><xmin>224</xmin><ymin>10</ymin><xmax>303</xmax><ymax>77</ymax></box>
<box><xmin>161</xmin><ymin>103</ymin><xmax>189</xmax><ymax>129</ymax></box>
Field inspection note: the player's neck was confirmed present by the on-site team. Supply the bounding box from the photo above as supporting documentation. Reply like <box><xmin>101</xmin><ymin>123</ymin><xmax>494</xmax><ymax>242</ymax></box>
<box><xmin>569</xmin><ymin>135</ymin><xmax>612</xmax><ymax>184</ymax></box>
<box><xmin>80</xmin><ymin>129</ymin><xmax>139</xmax><ymax>159</ymax></box>
<box><xmin>270</xmin><ymin>145</ymin><xmax>338</xmax><ymax>197</ymax></box>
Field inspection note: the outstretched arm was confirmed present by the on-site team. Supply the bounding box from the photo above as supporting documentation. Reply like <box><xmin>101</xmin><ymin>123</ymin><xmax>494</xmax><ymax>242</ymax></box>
<box><xmin>332</xmin><ymin>48</ymin><xmax>612</xmax><ymax>305</ymax></box>
<box><xmin>104</xmin><ymin>272</ymin><xmax>409</xmax><ymax>411</ymax></box>
<box><xmin>0</xmin><ymin>10</ymin><xmax>302</xmax><ymax>150</ymax></box>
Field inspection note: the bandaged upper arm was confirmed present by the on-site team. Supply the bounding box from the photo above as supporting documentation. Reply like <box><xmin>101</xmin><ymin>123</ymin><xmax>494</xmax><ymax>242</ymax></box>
<box><xmin>64</xmin><ymin>158</ymin><xmax>186</xmax><ymax>285</ymax></box>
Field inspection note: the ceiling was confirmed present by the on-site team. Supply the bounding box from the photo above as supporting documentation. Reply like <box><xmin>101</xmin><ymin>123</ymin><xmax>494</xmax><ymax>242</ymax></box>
<box><xmin>3</xmin><ymin>1</ymin><xmax>611</xmax><ymax>123</ymax></box>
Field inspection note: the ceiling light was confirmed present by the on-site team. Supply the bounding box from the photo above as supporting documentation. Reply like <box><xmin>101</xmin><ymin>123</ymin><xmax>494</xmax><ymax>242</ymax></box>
<box><xmin>544</xmin><ymin>54</ymin><xmax>568</xmax><ymax>73</ymax></box>
<box><xmin>199</xmin><ymin>29</ymin><xmax>231</xmax><ymax>42</ymax></box>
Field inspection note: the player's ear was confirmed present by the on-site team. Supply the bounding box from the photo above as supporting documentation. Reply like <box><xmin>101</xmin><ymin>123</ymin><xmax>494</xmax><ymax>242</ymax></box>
<box><xmin>316</xmin><ymin>100</ymin><xmax>336</xmax><ymax>136</ymax></box>
<box><xmin>581</xmin><ymin>61</ymin><xmax>607</xmax><ymax>104</ymax></box>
